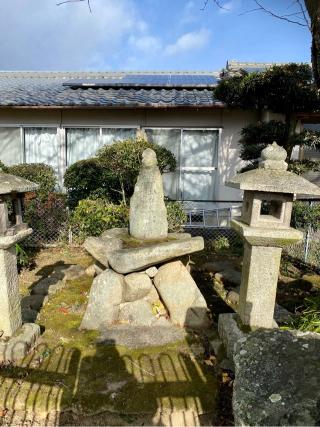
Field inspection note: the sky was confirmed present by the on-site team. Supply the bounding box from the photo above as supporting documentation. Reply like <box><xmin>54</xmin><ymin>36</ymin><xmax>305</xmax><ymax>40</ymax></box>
<box><xmin>0</xmin><ymin>0</ymin><xmax>311</xmax><ymax>71</ymax></box>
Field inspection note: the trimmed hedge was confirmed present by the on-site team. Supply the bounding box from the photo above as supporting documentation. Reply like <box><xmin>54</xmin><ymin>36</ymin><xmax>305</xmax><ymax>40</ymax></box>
<box><xmin>64</xmin><ymin>138</ymin><xmax>176</xmax><ymax>208</ymax></box>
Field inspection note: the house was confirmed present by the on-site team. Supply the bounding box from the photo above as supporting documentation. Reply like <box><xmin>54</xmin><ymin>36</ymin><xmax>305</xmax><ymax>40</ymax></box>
<box><xmin>0</xmin><ymin>61</ymin><xmax>317</xmax><ymax>224</ymax></box>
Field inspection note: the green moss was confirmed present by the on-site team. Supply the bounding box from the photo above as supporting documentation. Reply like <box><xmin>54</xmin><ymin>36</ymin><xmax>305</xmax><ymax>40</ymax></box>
<box><xmin>0</xmin><ymin>249</ymin><xmax>219</xmax><ymax>420</ymax></box>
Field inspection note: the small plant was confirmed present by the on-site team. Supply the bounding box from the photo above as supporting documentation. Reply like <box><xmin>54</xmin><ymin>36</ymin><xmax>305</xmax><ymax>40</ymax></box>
<box><xmin>212</xmin><ymin>236</ymin><xmax>230</xmax><ymax>253</ymax></box>
<box><xmin>288</xmin><ymin>296</ymin><xmax>320</xmax><ymax>333</ymax></box>
<box><xmin>166</xmin><ymin>201</ymin><xmax>187</xmax><ymax>232</ymax></box>
<box><xmin>16</xmin><ymin>243</ymin><xmax>31</xmax><ymax>271</ymax></box>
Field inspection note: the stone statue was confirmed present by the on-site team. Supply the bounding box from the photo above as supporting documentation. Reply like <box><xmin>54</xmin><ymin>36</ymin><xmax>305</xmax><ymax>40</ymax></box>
<box><xmin>129</xmin><ymin>149</ymin><xmax>168</xmax><ymax>240</ymax></box>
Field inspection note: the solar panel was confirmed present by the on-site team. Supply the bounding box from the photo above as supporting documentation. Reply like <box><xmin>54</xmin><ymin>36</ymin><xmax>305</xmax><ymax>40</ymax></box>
<box><xmin>62</xmin><ymin>74</ymin><xmax>218</xmax><ymax>89</ymax></box>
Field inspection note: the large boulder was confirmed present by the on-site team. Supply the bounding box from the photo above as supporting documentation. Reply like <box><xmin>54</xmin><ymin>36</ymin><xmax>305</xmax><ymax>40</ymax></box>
<box><xmin>123</xmin><ymin>273</ymin><xmax>152</xmax><ymax>302</ymax></box>
<box><xmin>83</xmin><ymin>236</ymin><xmax>122</xmax><ymax>267</ymax></box>
<box><xmin>119</xmin><ymin>300</ymin><xmax>157</xmax><ymax>326</ymax></box>
<box><xmin>80</xmin><ymin>269</ymin><xmax>124</xmax><ymax>330</ymax></box>
<box><xmin>153</xmin><ymin>260</ymin><xmax>210</xmax><ymax>328</ymax></box>
<box><xmin>108</xmin><ymin>236</ymin><xmax>204</xmax><ymax>274</ymax></box>
<box><xmin>233</xmin><ymin>329</ymin><xmax>320</xmax><ymax>426</ymax></box>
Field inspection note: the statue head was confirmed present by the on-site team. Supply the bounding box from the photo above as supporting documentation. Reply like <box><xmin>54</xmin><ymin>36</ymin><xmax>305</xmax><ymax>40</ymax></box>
<box><xmin>142</xmin><ymin>148</ymin><xmax>157</xmax><ymax>168</ymax></box>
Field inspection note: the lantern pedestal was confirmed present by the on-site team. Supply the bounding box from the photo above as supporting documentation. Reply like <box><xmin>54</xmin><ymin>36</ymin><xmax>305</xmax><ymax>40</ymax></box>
<box><xmin>0</xmin><ymin>228</ymin><xmax>33</xmax><ymax>337</ymax></box>
<box><xmin>231</xmin><ymin>219</ymin><xmax>302</xmax><ymax>329</ymax></box>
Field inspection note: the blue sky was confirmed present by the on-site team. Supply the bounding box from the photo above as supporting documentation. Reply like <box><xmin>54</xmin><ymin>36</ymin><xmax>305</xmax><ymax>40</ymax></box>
<box><xmin>0</xmin><ymin>0</ymin><xmax>311</xmax><ymax>71</ymax></box>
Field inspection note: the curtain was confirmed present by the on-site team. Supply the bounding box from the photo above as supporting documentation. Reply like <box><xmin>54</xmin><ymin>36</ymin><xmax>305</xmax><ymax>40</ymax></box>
<box><xmin>101</xmin><ymin>128</ymin><xmax>136</xmax><ymax>146</ymax></box>
<box><xmin>181</xmin><ymin>130</ymin><xmax>219</xmax><ymax>201</ymax></box>
<box><xmin>67</xmin><ymin>128</ymin><xmax>100</xmax><ymax>165</ymax></box>
<box><xmin>67</xmin><ymin>128</ymin><xmax>137</xmax><ymax>165</ymax></box>
<box><xmin>0</xmin><ymin>127</ymin><xmax>22</xmax><ymax>166</ymax></box>
<box><xmin>182</xmin><ymin>129</ymin><xmax>218</xmax><ymax>167</ymax></box>
<box><xmin>144</xmin><ymin>128</ymin><xmax>181</xmax><ymax>200</ymax></box>
<box><xmin>25</xmin><ymin>127</ymin><xmax>59</xmax><ymax>173</ymax></box>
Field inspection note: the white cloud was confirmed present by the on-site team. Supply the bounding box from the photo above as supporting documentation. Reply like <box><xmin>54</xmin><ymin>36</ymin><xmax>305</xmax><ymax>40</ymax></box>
<box><xmin>129</xmin><ymin>35</ymin><xmax>162</xmax><ymax>53</ymax></box>
<box><xmin>164</xmin><ymin>28</ymin><xmax>211</xmax><ymax>56</ymax></box>
<box><xmin>0</xmin><ymin>0</ymin><xmax>146</xmax><ymax>70</ymax></box>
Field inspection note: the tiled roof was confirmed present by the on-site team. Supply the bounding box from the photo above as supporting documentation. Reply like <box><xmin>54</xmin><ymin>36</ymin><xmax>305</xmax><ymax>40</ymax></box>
<box><xmin>0</xmin><ymin>71</ymin><xmax>222</xmax><ymax>108</ymax></box>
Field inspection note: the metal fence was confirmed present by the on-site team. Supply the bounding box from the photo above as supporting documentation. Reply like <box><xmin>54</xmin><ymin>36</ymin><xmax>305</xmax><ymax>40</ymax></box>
<box><xmin>23</xmin><ymin>198</ymin><xmax>320</xmax><ymax>268</ymax></box>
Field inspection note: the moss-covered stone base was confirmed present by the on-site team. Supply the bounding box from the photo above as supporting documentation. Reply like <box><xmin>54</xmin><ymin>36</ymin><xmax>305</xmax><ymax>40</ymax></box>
<box><xmin>0</xmin><ymin>248</ymin><xmax>218</xmax><ymax>426</ymax></box>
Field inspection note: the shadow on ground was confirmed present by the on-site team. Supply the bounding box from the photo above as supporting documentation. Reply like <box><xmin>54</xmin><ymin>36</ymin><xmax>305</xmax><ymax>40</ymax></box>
<box><xmin>0</xmin><ymin>254</ymin><xmax>221</xmax><ymax>426</ymax></box>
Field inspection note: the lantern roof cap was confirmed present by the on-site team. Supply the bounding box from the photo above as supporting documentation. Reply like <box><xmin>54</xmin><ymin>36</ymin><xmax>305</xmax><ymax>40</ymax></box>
<box><xmin>0</xmin><ymin>172</ymin><xmax>38</xmax><ymax>195</ymax></box>
<box><xmin>226</xmin><ymin>142</ymin><xmax>320</xmax><ymax>197</ymax></box>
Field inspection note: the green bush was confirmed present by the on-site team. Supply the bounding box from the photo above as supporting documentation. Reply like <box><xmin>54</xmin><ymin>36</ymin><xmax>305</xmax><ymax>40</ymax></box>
<box><xmin>8</xmin><ymin>163</ymin><xmax>56</xmax><ymax>198</ymax></box>
<box><xmin>64</xmin><ymin>137</ymin><xmax>176</xmax><ymax>208</ymax></box>
<box><xmin>70</xmin><ymin>198</ymin><xmax>187</xmax><ymax>243</ymax></box>
<box><xmin>166</xmin><ymin>201</ymin><xmax>187</xmax><ymax>232</ymax></box>
<box><xmin>24</xmin><ymin>193</ymin><xmax>68</xmax><ymax>242</ymax></box>
<box><xmin>69</xmin><ymin>199</ymin><xmax>129</xmax><ymax>242</ymax></box>
<box><xmin>291</xmin><ymin>201</ymin><xmax>320</xmax><ymax>231</ymax></box>
<box><xmin>64</xmin><ymin>158</ymin><xmax>108</xmax><ymax>209</ymax></box>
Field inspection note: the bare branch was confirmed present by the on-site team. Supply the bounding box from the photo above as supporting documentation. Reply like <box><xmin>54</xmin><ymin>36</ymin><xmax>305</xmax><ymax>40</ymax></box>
<box><xmin>201</xmin><ymin>0</ymin><xmax>229</xmax><ymax>11</ymax></box>
<box><xmin>296</xmin><ymin>0</ymin><xmax>311</xmax><ymax>30</ymax></box>
<box><xmin>56</xmin><ymin>0</ymin><xmax>92</xmax><ymax>13</ymax></box>
<box><xmin>245</xmin><ymin>0</ymin><xmax>308</xmax><ymax>27</ymax></box>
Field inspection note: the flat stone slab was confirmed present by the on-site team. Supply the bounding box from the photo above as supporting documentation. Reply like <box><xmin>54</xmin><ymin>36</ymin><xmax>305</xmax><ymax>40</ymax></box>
<box><xmin>98</xmin><ymin>325</ymin><xmax>186</xmax><ymax>348</ymax></box>
<box><xmin>233</xmin><ymin>329</ymin><xmax>320</xmax><ymax>426</ymax></box>
<box><xmin>0</xmin><ymin>323</ymin><xmax>40</xmax><ymax>362</ymax></box>
<box><xmin>108</xmin><ymin>236</ymin><xmax>204</xmax><ymax>274</ymax></box>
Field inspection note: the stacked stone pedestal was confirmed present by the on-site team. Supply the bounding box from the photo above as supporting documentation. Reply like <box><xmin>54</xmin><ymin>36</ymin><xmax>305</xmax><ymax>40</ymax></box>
<box><xmin>81</xmin><ymin>229</ymin><xmax>210</xmax><ymax>331</ymax></box>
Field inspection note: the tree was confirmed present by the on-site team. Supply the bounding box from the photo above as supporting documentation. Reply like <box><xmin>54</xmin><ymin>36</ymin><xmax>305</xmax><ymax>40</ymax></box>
<box><xmin>305</xmin><ymin>1</ymin><xmax>320</xmax><ymax>88</ymax></box>
<box><xmin>64</xmin><ymin>137</ymin><xmax>176</xmax><ymax>208</ymax></box>
<box><xmin>214</xmin><ymin>63</ymin><xmax>320</xmax><ymax>166</ymax></box>
<box><xmin>203</xmin><ymin>0</ymin><xmax>320</xmax><ymax>90</ymax></box>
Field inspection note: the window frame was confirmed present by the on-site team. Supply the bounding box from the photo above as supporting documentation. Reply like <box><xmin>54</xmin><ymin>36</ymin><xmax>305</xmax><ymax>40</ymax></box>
<box><xmin>143</xmin><ymin>126</ymin><xmax>222</xmax><ymax>201</ymax></box>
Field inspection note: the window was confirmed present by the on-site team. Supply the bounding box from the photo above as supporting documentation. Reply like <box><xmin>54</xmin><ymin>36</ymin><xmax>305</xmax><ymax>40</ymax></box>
<box><xmin>67</xmin><ymin>128</ymin><xmax>100</xmax><ymax>165</ymax></box>
<box><xmin>145</xmin><ymin>128</ymin><xmax>181</xmax><ymax>200</ymax></box>
<box><xmin>67</xmin><ymin>127</ymin><xmax>136</xmax><ymax>165</ymax></box>
<box><xmin>24</xmin><ymin>127</ymin><xmax>59</xmax><ymax>173</ymax></box>
<box><xmin>101</xmin><ymin>128</ymin><xmax>136</xmax><ymax>146</ymax></box>
<box><xmin>0</xmin><ymin>127</ymin><xmax>22</xmax><ymax>165</ymax></box>
<box><xmin>144</xmin><ymin>128</ymin><xmax>219</xmax><ymax>201</ymax></box>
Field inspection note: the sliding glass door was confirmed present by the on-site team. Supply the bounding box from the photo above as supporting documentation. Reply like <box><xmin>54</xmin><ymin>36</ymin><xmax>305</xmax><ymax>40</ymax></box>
<box><xmin>144</xmin><ymin>127</ymin><xmax>219</xmax><ymax>201</ymax></box>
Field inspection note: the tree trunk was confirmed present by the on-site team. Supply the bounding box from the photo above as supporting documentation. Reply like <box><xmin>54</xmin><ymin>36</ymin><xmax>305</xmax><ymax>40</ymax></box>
<box><xmin>305</xmin><ymin>1</ymin><xmax>320</xmax><ymax>89</ymax></box>
<box><xmin>285</xmin><ymin>113</ymin><xmax>299</xmax><ymax>161</ymax></box>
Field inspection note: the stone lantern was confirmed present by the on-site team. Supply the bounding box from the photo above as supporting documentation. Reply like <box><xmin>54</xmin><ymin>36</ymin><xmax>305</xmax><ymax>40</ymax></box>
<box><xmin>0</xmin><ymin>172</ymin><xmax>38</xmax><ymax>337</ymax></box>
<box><xmin>226</xmin><ymin>142</ymin><xmax>320</xmax><ymax>329</ymax></box>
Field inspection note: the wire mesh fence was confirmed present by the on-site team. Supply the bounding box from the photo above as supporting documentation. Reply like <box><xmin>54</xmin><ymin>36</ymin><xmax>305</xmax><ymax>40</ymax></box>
<box><xmin>22</xmin><ymin>197</ymin><xmax>320</xmax><ymax>268</ymax></box>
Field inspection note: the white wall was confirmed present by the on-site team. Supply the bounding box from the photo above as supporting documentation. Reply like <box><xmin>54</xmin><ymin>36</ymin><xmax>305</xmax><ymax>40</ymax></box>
<box><xmin>0</xmin><ymin>107</ymin><xmax>259</xmax><ymax>202</ymax></box>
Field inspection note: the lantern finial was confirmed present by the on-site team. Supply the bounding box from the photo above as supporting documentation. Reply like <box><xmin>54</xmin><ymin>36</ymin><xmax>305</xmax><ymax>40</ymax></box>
<box><xmin>259</xmin><ymin>141</ymin><xmax>288</xmax><ymax>171</ymax></box>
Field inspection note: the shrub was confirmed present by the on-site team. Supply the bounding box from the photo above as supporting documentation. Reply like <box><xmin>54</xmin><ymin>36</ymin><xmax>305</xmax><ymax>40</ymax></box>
<box><xmin>97</xmin><ymin>137</ymin><xmax>176</xmax><ymax>203</ymax></box>
<box><xmin>166</xmin><ymin>201</ymin><xmax>187</xmax><ymax>232</ymax></box>
<box><xmin>8</xmin><ymin>163</ymin><xmax>56</xmax><ymax>198</ymax></box>
<box><xmin>291</xmin><ymin>201</ymin><xmax>320</xmax><ymax>231</ymax></box>
<box><xmin>69</xmin><ymin>198</ymin><xmax>187</xmax><ymax>242</ymax></box>
<box><xmin>64</xmin><ymin>137</ymin><xmax>176</xmax><ymax>208</ymax></box>
<box><xmin>24</xmin><ymin>193</ymin><xmax>68</xmax><ymax>242</ymax></box>
<box><xmin>64</xmin><ymin>158</ymin><xmax>108</xmax><ymax>209</ymax></box>
<box><xmin>69</xmin><ymin>199</ymin><xmax>129</xmax><ymax>242</ymax></box>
